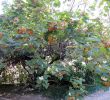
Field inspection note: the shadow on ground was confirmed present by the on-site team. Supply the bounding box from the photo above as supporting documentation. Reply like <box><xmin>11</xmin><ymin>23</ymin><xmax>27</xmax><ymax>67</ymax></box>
<box><xmin>0</xmin><ymin>84</ymin><xmax>68</xmax><ymax>100</ymax></box>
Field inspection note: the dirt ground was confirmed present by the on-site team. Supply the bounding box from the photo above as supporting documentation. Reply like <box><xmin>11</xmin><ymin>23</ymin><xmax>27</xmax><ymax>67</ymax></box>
<box><xmin>0</xmin><ymin>94</ymin><xmax>50</xmax><ymax>100</ymax></box>
<box><xmin>0</xmin><ymin>84</ymin><xmax>52</xmax><ymax>100</ymax></box>
<box><xmin>0</xmin><ymin>84</ymin><xmax>66</xmax><ymax>100</ymax></box>
<box><xmin>0</xmin><ymin>84</ymin><xmax>110</xmax><ymax>100</ymax></box>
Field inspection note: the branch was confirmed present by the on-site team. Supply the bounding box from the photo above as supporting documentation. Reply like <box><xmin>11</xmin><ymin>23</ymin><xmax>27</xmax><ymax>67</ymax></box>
<box><xmin>70</xmin><ymin>0</ymin><xmax>75</xmax><ymax>12</ymax></box>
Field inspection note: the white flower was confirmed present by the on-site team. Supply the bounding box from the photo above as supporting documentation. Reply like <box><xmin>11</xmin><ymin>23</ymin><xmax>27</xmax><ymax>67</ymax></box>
<box><xmin>14</xmin><ymin>73</ymin><xmax>19</xmax><ymax>78</ymax></box>
<box><xmin>61</xmin><ymin>61</ymin><xmax>66</xmax><ymax>67</ymax></box>
<box><xmin>24</xmin><ymin>43</ymin><xmax>28</xmax><ymax>46</ymax></box>
<box><xmin>14</xmin><ymin>80</ymin><xmax>18</xmax><ymax>83</ymax></box>
<box><xmin>68</xmin><ymin>92</ymin><xmax>71</xmax><ymax>96</ymax></box>
<box><xmin>39</xmin><ymin>76</ymin><xmax>44</xmax><ymax>81</ymax></box>
<box><xmin>81</xmin><ymin>61</ymin><xmax>86</xmax><ymax>66</ymax></box>
<box><xmin>103</xmin><ymin>61</ymin><xmax>107</xmax><ymax>64</ymax></box>
<box><xmin>46</xmin><ymin>56</ymin><xmax>51</xmax><ymax>61</ymax></box>
<box><xmin>0</xmin><ymin>75</ymin><xmax>2</xmax><ymax>81</ymax></box>
<box><xmin>44</xmin><ymin>49</ymin><xmax>47</xmax><ymax>51</ymax></box>
<box><xmin>83</xmin><ymin>27</ymin><xmax>88</xmax><ymax>32</ymax></box>
<box><xmin>98</xmin><ymin>65</ymin><xmax>102</xmax><ymax>68</ymax></box>
<box><xmin>101</xmin><ymin>76</ymin><xmax>108</xmax><ymax>82</ymax></box>
<box><xmin>72</xmin><ymin>59</ymin><xmax>77</xmax><ymax>62</ymax></box>
<box><xmin>68</xmin><ymin>61</ymin><xmax>73</xmax><ymax>66</ymax></box>
<box><xmin>87</xmin><ymin>56</ymin><xmax>93</xmax><ymax>61</ymax></box>
<box><xmin>55</xmin><ymin>68</ymin><xmax>58</xmax><ymax>72</ymax></box>
<box><xmin>47</xmin><ymin>67</ymin><xmax>51</xmax><ymax>72</ymax></box>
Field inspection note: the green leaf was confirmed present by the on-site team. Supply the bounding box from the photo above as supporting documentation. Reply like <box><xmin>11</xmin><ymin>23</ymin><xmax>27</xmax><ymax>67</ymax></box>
<box><xmin>99</xmin><ymin>0</ymin><xmax>104</xmax><ymax>7</ymax></box>
<box><xmin>54</xmin><ymin>0</ymin><xmax>61</xmax><ymax>7</ymax></box>
<box><xmin>104</xmin><ymin>6</ymin><xmax>109</xmax><ymax>12</ymax></box>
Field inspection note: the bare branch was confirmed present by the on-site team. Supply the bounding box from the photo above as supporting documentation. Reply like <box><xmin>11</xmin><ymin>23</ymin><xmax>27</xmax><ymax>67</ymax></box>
<box><xmin>70</xmin><ymin>0</ymin><xmax>75</xmax><ymax>12</ymax></box>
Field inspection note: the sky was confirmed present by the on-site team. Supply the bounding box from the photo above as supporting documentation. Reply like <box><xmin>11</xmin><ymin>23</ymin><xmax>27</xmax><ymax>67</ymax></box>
<box><xmin>0</xmin><ymin>0</ymin><xmax>13</xmax><ymax>14</ymax></box>
<box><xmin>0</xmin><ymin>0</ymin><xmax>99</xmax><ymax>15</ymax></box>
<box><xmin>0</xmin><ymin>0</ymin><xmax>105</xmax><ymax>22</ymax></box>
<box><xmin>0</xmin><ymin>0</ymin><xmax>4</xmax><ymax>14</ymax></box>
<box><xmin>0</xmin><ymin>0</ymin><xmax>108</xmax><ymax>26</ymax></box>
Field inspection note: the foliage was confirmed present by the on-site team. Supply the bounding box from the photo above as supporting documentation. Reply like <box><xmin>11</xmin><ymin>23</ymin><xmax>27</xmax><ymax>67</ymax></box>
<box><xmin>0</xmin><ymin>0</ymin><xmax>110</xmax><ymax>98</ymax></box>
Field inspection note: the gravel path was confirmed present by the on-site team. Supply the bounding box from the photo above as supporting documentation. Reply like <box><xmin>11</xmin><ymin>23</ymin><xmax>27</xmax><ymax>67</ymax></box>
<box><xmin>1</xmin><ymin>91</ymin><xmax>110</xmax><ymax>100</ymax></box>
<box><xmin>84</xmin><ymin>89</ymin><xmax>110</xmax><ymax>100</ymax></box>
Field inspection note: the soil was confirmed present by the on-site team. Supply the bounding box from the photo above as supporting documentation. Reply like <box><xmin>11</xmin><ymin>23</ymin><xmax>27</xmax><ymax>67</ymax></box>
<box><xmin>1</xmin><ymin>84</ymin><xmax>110</xmax><ymax>100</ymax></box>
<box><xmin>0</xmin><ymin>84</ymin><xmax>67</xmax><ymax>100</ymax></box>
<box><xmin>0</xmin><ymin>84</ymin><xmax>50</xmax><ymax>100</ymax></box>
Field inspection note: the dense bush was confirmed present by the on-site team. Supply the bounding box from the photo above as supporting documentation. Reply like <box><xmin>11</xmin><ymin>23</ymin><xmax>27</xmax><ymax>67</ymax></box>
<box><xmin>0</xmin><ymin>0</ymin><xmax>110</xmax><ymax>98</ymax></box>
